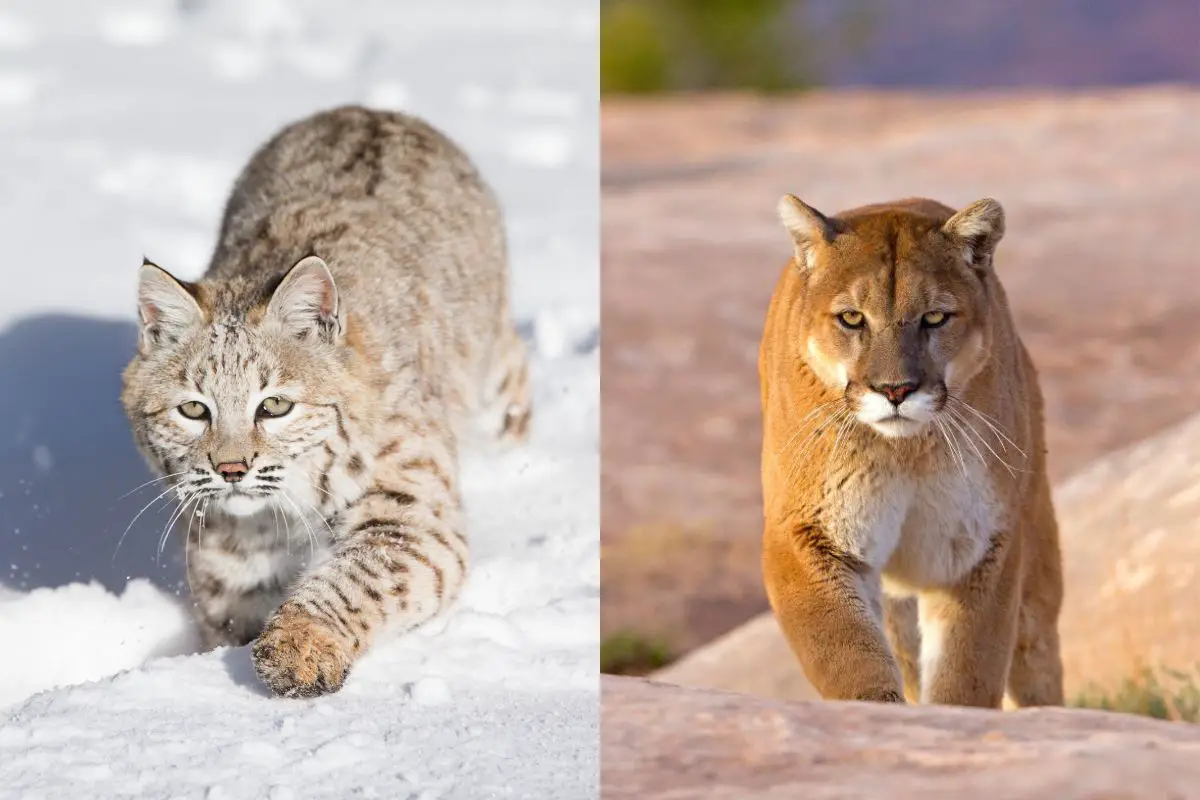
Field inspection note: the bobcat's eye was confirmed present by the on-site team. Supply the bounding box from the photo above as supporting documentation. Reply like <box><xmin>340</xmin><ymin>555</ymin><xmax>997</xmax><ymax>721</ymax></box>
<box><xmin>837</xmin><ymin>310</ymin><xmax>865</xmax><ymax>329</ymax></box>
<box><xmin>178</xmin><ymin>401</ymin><xmax>210</xmax><ymax>420</ymax></box>
<box><xmin>922</xmin><ymin>311</ymin><xmax>951</xmax><ymax>328</ymax></box>
<box><xmin>258</xmin><ymin>396</ymin><xmax>294</xmax><ymax>418</ymax></box>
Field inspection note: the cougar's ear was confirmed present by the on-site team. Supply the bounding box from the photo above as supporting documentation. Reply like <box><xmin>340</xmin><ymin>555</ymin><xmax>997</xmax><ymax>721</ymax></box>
<box><xmin>136</xmin><ymin>259</ymin><xmax>204</xmax><ymax>354</ymax></box>
<box><xmin>266</xmin><ymin>255</ymin><xmax>344</xmax><ymax>342</ymax></box>
<box><xmin>777</xmin><ymin>194</ymin><xmax>838</xmax><ymax>270</ymax></box>
<box><xmin>943</xmin><ymin>198</ymin><xmax>1005</xmax><ymax>272</ymax></box>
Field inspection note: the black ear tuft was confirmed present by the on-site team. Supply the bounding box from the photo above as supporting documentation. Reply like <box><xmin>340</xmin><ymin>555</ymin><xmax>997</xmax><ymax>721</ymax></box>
<box><xmin>136</xmin><ymin>261</ymin><xmax>204</xmax><ymax>354</ymax></box>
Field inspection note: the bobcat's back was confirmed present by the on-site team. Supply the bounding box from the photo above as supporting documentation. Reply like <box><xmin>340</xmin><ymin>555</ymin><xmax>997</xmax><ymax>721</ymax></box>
<box><xmin>206</xmin><ymin>105</ymin><xmax>512</xmax><ymax>421</ymax></box>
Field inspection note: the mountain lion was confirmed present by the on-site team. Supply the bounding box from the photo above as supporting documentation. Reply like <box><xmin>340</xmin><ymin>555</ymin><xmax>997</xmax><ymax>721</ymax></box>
<box><xmin>759</xmin><ymin>195</ymin><xmax>1062</xmax><ymax>708</ymax></box>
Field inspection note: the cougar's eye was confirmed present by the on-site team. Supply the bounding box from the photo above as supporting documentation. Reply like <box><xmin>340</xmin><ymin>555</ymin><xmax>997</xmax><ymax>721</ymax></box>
<box><xmin>837</xmin><ymin>310</ymin><xmax>865</xmax><ymax>329</ymax></box>
<box><xmin>922</xmin><ymin>311</ymin><xmax>950</xmax><ymax>328</ymax></box>
<box><xmin>258</xmin><ymin>396</ymin><xmax>294</xmax><ymax>418</ymax></box>
<box><xmin>178</xmin><ymin>401</ymin><xmax>210</xmax><ymax>420</ymax></box>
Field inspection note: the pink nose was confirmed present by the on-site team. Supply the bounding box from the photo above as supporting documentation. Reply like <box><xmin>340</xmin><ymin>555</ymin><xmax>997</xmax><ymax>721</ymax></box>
<box><xmin>215</xmin><ymin>461</ymin><xmax>249</xmax><ymax>482</ymax></box>
<box><xmin>876</xmin><ymin>382</ymin><xmax>918</xmax><ymax>406</ymax></box>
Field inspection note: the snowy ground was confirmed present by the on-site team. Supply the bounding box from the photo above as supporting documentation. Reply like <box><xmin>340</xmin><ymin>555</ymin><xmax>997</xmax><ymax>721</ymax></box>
<box><xmin>0</xmin><ymin>0</ymin><xmax>598</xmax><ymax>797</ymax></box>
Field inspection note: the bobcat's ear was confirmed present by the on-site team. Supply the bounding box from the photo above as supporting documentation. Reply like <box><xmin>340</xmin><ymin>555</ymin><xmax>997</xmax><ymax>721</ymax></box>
<box><xmin>266</xmin><ymin>255</ymin><xmax>344</xmax><ymax>342</ymax></box>
<box><xmin>137</xmin><ymin>260</ymin><xmax>204</xmax><ymax>354</ymax></box>
<box><xmin>943</xmin><ymin>198</ymin><xmax>1005</xmax><ymax>272</ymax></box>
<box><xmin>777</xmin><ymin>194</ymin><xmax>837</xmax><ymax>270</ymax></box>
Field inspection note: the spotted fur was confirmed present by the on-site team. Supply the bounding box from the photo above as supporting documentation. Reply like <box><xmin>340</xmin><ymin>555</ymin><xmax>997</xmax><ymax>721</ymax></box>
<box><xmin>121</xmin><ymin>106</ymin><xmax>530</xmax><ymax>698</ymax></box>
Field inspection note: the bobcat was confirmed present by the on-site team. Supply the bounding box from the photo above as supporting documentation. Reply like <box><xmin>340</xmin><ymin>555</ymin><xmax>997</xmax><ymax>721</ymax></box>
<box><xmin>759</xmin><ymin>195</ymin><xmax>1063</xmax><ymax>708</ymax></box>
<box><xmin>121</xmin><ymin>105</ymin><xmax>531</xmax><ymax>698</ymax></box>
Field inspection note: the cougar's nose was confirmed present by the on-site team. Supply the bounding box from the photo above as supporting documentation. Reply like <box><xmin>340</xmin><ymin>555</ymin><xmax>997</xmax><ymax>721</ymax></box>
<box><xmin>873</xmin><ymin>381</ymin><xmax>919</xmax><ymax>407</ymax></box>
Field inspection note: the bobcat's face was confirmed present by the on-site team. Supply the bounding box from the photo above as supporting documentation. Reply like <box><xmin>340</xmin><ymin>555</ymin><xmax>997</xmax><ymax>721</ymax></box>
<box><xmin>779</xmin><ymin>196</ymin><xmax>1004</xmax><ymax>439</ymax></box>
<box><xmin>122</xmin><ymin>256</ymin><xmax>360</xmax><ymax>517</ymax></box>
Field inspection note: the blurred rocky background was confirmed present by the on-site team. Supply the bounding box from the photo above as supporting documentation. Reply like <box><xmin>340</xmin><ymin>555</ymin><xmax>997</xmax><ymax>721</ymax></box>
<box><xmin>600</xmin><ymin>0</ymin><xmax>1200</xmax><ymax>94</ymax></box>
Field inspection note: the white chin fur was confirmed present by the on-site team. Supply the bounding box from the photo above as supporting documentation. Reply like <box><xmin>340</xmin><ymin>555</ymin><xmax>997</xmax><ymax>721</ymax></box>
<box><xmin>857</xmin><ymin>389</ymin><xmax>937</xmax><ymax>438</ymax></box>
<box><xmin>864</xmin><ymin>416</ymin><xmax>929</xmax><ymax>438</ymax></box>
<box><xmin>220</xmin><ymin>493</ymin><xmax>270</xmax><ymax>517</ymax></box>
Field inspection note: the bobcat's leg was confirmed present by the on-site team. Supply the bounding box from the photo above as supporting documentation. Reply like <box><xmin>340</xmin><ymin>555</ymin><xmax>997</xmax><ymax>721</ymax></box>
<box><xmin>251</xmin><ymin>405</ymin><xmax>467</xmax><ymax>698</ymax></box>
<box><xmin>884</xmin><ymin>595</ymin><xmax>922</xmax><ymax>703</ymax></box>
<box><xmin>187</xmin><ymin>509</ymin><xmax>295</xmax><ymax>649</ymax></box>
<box><xmin>482</xmin><ymin>324</ymin><xmax>531</xmax><ymax>442</ymax></box>
<box><xmin>918</xmin><ymin>532</ymin><xmax>1022</xmax><ymax>708</ymax></box>
<box><xmin>763</xmin><ymin>524</ymin><xmax>904</xmax><ymax>703</ymax></box>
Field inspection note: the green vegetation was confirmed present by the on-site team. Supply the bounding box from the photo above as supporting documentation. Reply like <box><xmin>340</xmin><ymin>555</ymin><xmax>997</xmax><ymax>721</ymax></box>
<box><xmin>601</xmin><ymin>631</ymin><xmax>678</xmax><ymax>676</ymax></box>
<box><xmin>600</xmin><ymin>0</ymin><xmax>875</xmax><ymax>94</ymax></box>
<box><xmin>1072</xmin><ymin>666</ymin><xmax>1200</xmax><ymax>722</ymax></box>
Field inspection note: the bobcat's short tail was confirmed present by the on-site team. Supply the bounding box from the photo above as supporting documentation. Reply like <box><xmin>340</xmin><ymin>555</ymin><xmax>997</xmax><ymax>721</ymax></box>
<box><xmin>481</xmin><ymin>323</ymin><xmax>531</xmax><ymax>442</ymax></box>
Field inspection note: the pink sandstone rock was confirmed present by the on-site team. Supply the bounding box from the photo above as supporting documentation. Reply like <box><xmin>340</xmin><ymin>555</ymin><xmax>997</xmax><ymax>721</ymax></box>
<box><xmin>602</xmin><ymin>675</ymin><xmax>1200</xmax><ymax>799</ymax></box>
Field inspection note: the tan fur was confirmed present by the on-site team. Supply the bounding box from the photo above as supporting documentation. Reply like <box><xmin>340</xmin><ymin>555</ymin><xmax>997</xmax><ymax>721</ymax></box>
<box><xmin>759</xmin><ymin>195</ymin><xmax>1063</xmax><ymax>708</ymax></box>
<box><xmin>121</xmin><ymin>106</ymin><xmax>531</xmax><ymax>698</ymax></box>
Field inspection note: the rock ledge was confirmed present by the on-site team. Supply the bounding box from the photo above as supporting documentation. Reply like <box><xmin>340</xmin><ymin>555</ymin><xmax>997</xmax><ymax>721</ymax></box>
<box><xmin>602</xmin><ymin>675</ymin><xmax>1200</xmax><ymax>799</ymax></box>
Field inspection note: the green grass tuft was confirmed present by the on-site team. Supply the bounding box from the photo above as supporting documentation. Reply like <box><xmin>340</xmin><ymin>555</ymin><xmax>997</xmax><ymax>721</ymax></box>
<box><xmin>601</xmin><ymin>631</ymin><xmax>677</xmax><ymax>676</ymax></box>
<box><xmin>1071</xmin><ymin>666</ymin><xmax>1200</xmax><ymax>722</ymax></box>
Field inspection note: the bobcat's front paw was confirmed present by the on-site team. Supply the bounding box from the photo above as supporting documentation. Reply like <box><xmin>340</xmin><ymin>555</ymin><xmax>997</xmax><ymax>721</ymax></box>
<box><xmin>251</xmin><ymin>603</ymin><xmax>352</xmax><ymax>698</ymax></box>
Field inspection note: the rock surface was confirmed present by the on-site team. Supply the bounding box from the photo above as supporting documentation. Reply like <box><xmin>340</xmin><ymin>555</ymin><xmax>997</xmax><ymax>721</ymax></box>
<box><xmin>602</xmin><ymin>87</ymin><xmax>1200</xmax><ymax>652</ymax></box>
<box><xmin>1055</xmin><ymin>411</ymin><xmax>1200</xmax><ymax>693</ymax></box>
<box><xmin>602</xmin><ymin>676</ymin><xmax>1200</xmax><ymax>799</ymax></box>
<box><xmin>651</xmin><ymin>409</ymin><xmax>1200</xmax><ymax>700</ymax></box>
<box><xmin>653</xmin><ymin>612</ymin><xmax>819</xmax><ymax>701</ymax></box>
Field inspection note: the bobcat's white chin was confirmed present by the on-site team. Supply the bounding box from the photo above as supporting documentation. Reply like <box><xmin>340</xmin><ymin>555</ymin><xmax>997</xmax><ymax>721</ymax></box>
<box><xmin>221</xmin><ymin>493</ymin><xmax>270</xmax><ymax>517</ymax></box>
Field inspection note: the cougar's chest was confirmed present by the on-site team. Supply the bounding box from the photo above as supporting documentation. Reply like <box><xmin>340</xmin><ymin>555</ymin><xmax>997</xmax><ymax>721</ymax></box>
<box><xmin>824</xmin><ymin>460</ymin><xmax>1004</xmax><ymax>591</ymax></box>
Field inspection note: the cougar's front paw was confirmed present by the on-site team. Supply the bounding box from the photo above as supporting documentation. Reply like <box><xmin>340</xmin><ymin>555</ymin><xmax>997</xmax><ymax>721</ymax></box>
<box><xmin>252</xmin><ymin>603</ymin><xmax>352</xmax><ymax>698</ymax></box>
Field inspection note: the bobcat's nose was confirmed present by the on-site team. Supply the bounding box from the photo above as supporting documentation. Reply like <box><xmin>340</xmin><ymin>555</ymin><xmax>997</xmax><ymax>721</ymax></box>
<box><xmin>215</xmin><ymin>460</ymin><xmax>250</xmax><ymax>483</ymax></box>
<box><xmin>873</xmin><ymin>381</ymin><xmax>919</xmax><ymax>407</ymax></box>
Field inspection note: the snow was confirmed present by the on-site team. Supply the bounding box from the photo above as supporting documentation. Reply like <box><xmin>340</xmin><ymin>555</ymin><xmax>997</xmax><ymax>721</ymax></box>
<box><xmin>0</xmin><ymin>0</ymin><xmax>599</xmax><ymax>797</ymax></box>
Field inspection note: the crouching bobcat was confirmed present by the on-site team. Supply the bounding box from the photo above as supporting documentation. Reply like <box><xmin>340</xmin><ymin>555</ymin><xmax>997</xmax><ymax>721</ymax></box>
<box><xmin>121</xmin><ymin>106</ymin><xmax>531</xmax><ymax>698</ymax></box>
<box><xmin>759</xmin><ymin>195</ymin><xmax>1063</xmax><ymax>708</ymax></box>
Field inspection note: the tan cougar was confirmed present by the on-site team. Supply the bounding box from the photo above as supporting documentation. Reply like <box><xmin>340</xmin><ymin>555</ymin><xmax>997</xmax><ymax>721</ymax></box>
<box><xmin>759</xmin><ymin>195</ymin><xmax>1063</xmax><ymax>708</ymax></box>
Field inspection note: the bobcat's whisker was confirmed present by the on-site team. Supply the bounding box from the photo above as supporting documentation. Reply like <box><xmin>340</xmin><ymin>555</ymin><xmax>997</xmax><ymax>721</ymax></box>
<box><xmin>293</xmin><ymin>491</ymin><xmax>337</xmax><ymax>543</ymax></box>
<box><xmin>304</xmin><ymin>478</ymin><xmax>336</xmax><ymax>499</ymax></box>
<box><xmin>278</xmin><ymin>497</ymin><xmax>293</xmax><ymax>557</ymax></box>
<box><xmin>278</xmin><ymin>490</ymin><xmax>319</xmax><ymax>566</ymax></box>
<box><xmin>197</xmin><ymin>497</ymin><xmax>210</xmax><ymax>552</ymax></box>
<box><xmin>112</xmin><ymin>483</ymin><xmax>184</xmax><ymax>563</ymax></box>
<box><xmin>184</xmin><ymin>497</ymin><xmax>210</xmax><ymax>605</ymax></box>
<box><xmin>116</xmin><ymin>471</ymin><xmax>190</xmax><ymax>501</ymax></box>
<box><xmin>269</xmin><ymin>499</ymin><xmax>283</xmax><ymax>551</ymax></box>
<box><xmin>157</xmin><ymin>491</ymin><xmax>202</xmax><ymax>565</ymax></box>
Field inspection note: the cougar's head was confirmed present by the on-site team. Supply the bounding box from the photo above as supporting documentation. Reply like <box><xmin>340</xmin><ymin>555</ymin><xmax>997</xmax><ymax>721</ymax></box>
<box><xmin>779</xmin><ymin>195</ymin><xmax>1004</xmax><ymax>439</ymax></box>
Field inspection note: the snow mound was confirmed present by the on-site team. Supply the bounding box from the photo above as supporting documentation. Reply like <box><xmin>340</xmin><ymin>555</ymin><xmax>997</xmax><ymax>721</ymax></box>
<box><xmin>0</xmin><ymin>580</ymin><xmax>198</xmax><ymax>708</ymax></box>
